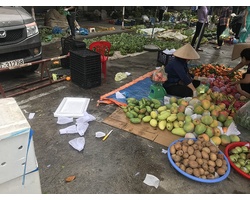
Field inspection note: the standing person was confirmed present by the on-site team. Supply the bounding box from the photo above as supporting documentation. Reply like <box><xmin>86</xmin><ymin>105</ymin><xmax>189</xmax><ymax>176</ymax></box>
<box><xmin>213</xmin><ymin>6</ymin><xmax>233</xmax><ymax>50</ymax></box>
<box><xmin>239</xmin><ymin>6</ymin><xmax>250</xmax><ymax>43</ymax></box>
<box><xmin>64</xmin><ymin>6</ymin><xmax>77</xmax><ymax>39</ymax></box>
<box><xmin>162</xmin><ymin>43</ymin><xmax>201</xmax><ymax>98</ymax></box>
<box><xmin>231</xmin><ymin>7</ymin><xmax>246</xmax><ymax>39</ymax></box>
<box><xmin>191</xmin><ymin>6</ymin><xmax>208</xmax><ymax>51</ymax></box>
<box><xmin>158</xmin><ymin>6</ymin><xmax>167</xmax><ymax>22</ymax></box>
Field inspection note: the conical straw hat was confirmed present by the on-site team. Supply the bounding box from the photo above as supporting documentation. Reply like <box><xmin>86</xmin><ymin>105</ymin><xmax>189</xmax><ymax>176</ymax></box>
<box><xmin>231</xmin><ymin>43</ymin><xmax>250</xmax><ymax>60</ymax></box>
<box><xmin>173</xmin><ymin>43</ymin><xmax>200</xmax><ymax>60</ymax></box>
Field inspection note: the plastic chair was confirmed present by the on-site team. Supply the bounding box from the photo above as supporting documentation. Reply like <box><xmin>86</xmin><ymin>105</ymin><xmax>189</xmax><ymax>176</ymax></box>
<box><xmin>89</xmin><ymin>41</ymin><xmax>111</xmax><ymax>80</ymax></box>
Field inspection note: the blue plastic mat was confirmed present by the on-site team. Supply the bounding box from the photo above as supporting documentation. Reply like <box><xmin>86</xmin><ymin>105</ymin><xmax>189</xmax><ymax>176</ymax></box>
<box><xmin>107</xmin><ymin>77</ymin><xmax>152</xmax><ymax>105</ymax></box>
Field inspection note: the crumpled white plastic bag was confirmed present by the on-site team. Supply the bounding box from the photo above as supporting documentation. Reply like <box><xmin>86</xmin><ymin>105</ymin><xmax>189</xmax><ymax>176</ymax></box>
<box><xmin>76</xmin><ymin>112</ymin><xmax>96</xmax><ymax>123</ymax></box>
<box><xmin>57</xmin><ymin>116</ymin><xmax>74</xmax><ymax>124</ymax></box>
<box><xmin>115</xmin><ymin>91</ymin><xmax>126</xmax><ymax>99</ymax></box>
<box><xmin>76</xmin><ymin>122</ymin><xmax>89</xmax><ymax>136</ymax></box>
<box><xmin>59</xmin><ymin>125</ymin><xmax>78</xmax><ymax>134</ymax></box>
<box><xmin>143</xmin><ymin>174</ymin><xmax>160</xmax><ymax>188</ymax></box>
<box><xmin>224</xmin><ymin>121</ymin><xmax>241</xmax><ymax>136</ymax></box>
<box><xmin>69</xmin><ymin>137</ymin><xmax>85</xmax><ymax>152</ymax></box>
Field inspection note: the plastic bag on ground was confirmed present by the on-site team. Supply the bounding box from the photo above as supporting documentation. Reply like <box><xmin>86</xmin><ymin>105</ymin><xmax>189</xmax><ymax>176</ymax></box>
<box><xmin>234</xmin><ymin>101</ymin><xmax>250</xmax><ymax>130</ymax></box>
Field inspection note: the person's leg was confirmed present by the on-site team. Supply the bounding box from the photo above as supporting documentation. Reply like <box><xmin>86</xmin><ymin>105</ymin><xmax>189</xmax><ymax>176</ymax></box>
<box><xmin>191</xmin><ymin>22</ymin><xmax>202</xmax><ymax>47</ymax></box>
<box><xmin>159</xmin><ymin>9</ymin><xmax>164</xmax><ymax>21</ymax></box>
<box><xmin>163</xmin><ymin>84</ymin><xmax>193</xmax><ymax>97</ymax></box>
<box><xmin>68</xmin><ymin>13</ymin><xmax>76</xmax><ymax>37</ymax></box>
<box><xmin>196</xmin><ymin>23</ymin><xmax>206</xmax><ymax>49</ymax></box>
<box><xmin>235</xmin><ymin>23</ymin><xmax>242</xmax><ymax>39</ymax></box>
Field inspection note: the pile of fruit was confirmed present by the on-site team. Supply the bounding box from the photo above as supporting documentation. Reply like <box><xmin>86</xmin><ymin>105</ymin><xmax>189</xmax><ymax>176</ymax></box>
<box><xmin>121</xmin><ymin>92</ymin><xmax>244</xmax><ymax>147</ymax></box>
<box><xmin>228</xmin><ymin>145</ymin><xmax>250</xmax><ymax>175</ymax></box>
<box><xmin>169</xmin><ymin>138</ymin><xmax>229</xmax><ymax>179</ymax></box>
<box><xmin>189</xmin><ymin>64</ymin><xmax>243</xmax><ymax>80</ymax></box>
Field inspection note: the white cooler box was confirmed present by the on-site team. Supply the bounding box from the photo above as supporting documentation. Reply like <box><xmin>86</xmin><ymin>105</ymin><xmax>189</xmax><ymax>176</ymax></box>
<box><xmin>0</xmin><ymin>98</ymin><xmax>40</xmax><ymax>190</ymax></box>
<box><xmin>0</xmin><ymin>170</ymin><xmax>42</xmax><ymax>194</ymax></box>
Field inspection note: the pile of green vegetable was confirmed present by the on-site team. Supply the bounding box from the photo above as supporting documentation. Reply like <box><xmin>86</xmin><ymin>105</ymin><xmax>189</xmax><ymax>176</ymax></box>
<box><xmin>82</xmin><ymin>32</ymin><xmax>183</xmax><ymax>56</ymax></box>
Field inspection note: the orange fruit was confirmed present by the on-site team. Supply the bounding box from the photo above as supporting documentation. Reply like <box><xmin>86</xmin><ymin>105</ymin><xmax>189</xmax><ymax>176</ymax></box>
<box><xmin>66</xmin><ymin>76</ymin><xmax>71</xmax><ymax>81</ymax></box>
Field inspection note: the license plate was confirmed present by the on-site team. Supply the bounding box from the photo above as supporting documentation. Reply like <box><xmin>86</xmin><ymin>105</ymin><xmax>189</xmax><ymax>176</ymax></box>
<box><xmin>0</xmin><ymin>59</ymin><xmax>24</xmax><ymax>69</ymax></box>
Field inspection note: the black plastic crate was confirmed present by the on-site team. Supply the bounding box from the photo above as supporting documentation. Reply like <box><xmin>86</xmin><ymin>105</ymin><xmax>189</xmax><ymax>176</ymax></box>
<box><xmin>71</xmin><ymin>68</ymin><xmax>101</xmax><ymax>89</ymax></box>
<box><xmin>69</xmin><ymin>49</ymin><xmax>101</xmax><ymax>74</ymax></box>
<box><xmin>157</xmin><ymin>50</ymin><xmax>174</xmax><ymax>66</ymax></box>
<box><xmin>60</xmin><ymin>54</ymin><xmax>70</xmax><ymax>68</ymax></box>
<box><xmin>61</xmin><ymin>37</ymin><xmax>86</xmax><ymax>55</ymax></box>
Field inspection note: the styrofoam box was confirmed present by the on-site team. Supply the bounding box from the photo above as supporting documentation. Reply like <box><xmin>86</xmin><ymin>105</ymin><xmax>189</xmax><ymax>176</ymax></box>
<box><xmin>0</xmin><ymin>170</ymin><xmax>42</xmax><ymax>194</ymax></box>
<box><xmin>0</xmin><ymin>98</ymin><xmax>38</xmax><ymax>184</ymax></box>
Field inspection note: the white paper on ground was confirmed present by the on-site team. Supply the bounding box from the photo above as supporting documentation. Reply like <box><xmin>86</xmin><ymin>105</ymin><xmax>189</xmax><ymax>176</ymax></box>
<box><xmin>57</xmin><ymin>116</ymin><xmax>74</xmax><ymax>124</ymax></box>
<box><xmin>161</xmin><ymin>149</ymin><xmax>168</xmax><ymax>154</ymax></box>
<box><xmin>225</xmin><ymin>121</ymin><xmax>241</xmax><ymax>136</ymax></box>
<box><xmin>76</xmin><ymin>112</ymin><xmax>96</xmax><ymax>123</ymax></box>
<box><xmin>115</xmin><ymin>91</ymin><xmax>126</xmax><ymax>99</ymax></box>
<box><xmin>76</xmin><ymin>122</ymin><xmax>89</xmax><ymax>136</ymax></box>
<box><xmin>143</xmin><ymin>174</ymin><xmax>160</xmax><ymax>189</ymax></box>
<box><xmin>125</xmin><ymin>72</ymin><xmax>131</xmax><ymax>76</ymax></box>
<box><xmin>69</xmin><ymin>137</ymin><xmax>85</xmax><ymax>152</ymax></box>
<box><xmin>28</xmin><ymin>113</ymin><xmax>35</xmax><ymax>119</ymax></box>
<box><xmin>95</xmin><ymin>131</ymin><xmax>106</xmax><ymax>138</ymax></box>
<box><xmin>59</xmin><ymin>125</ymin><xmax>78</xmax><ymax>134</ymax></box>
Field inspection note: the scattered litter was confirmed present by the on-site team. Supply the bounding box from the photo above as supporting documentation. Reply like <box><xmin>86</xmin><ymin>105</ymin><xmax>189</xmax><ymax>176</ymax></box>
<box><xmin>69</xmin><ymin>137</ymin><xmax>85</xmax><ymax>152</ymax></box>
<box><xmin>162</xmin><ymin>149</ymin><xmax>168</xmax><ymax>154</ymax></box>
<box><xmin>102</xmin><ymin>130</ymin><xmax>113</xmax><ymax>141</ymax></box>
<box><xmin>47</xmin><ymin>165</ymin><xmax>51</xmax><ymax>168</ymax></box>
<box><xmin>23</xmin><ymin>109</ymin><xmax>28</xmax><ymax>114</ymax></box>
<box><xmin>76</xmin><ymin>112</ymin><xmax>96</xmax><ymax>123</ymax></box>
<box><xmin>224</xmin><ymin>122</ymin><xmax>241</xmax><ymax>136</ymax></box>
<box><xmin>115</xmin><ymin>72</ymin><xmax>127</xmax><ymax>81</ymax></box>
<box><xmin>95</xmin><ymin>131</ymin><xmax>106</xmax><ymax>138</ymax></box>
<box><xmin>65</xmin><ymin>175</ymin><xmax>76</xmax><ymax>182</ymax></box>
<box><xmin>54</xmin><ymin>97</ymin><xmax>90</xmax><ymax>118</ymax></box>
<box><xmin>125</xmin><ymin>72</ymin><xmax>131</xmax><ymax>76</ymax></box>
<box><xmin>115</xmin><ymin>91</ymin><xmax>126</xmax><ymax>99</ymax></box>
<box><xmin>143</xmin><ymin>174</ymin><xmax>160</xmax><ymax>189</ymax></box>
<box><xmin>147</xmin><ymin>145</ymin><xmax>154</xmax><ymax>148</ymax></box>
<box><xmin>76</xmin><ymin>122</ymin><xmax>89</xmax><ymax>136</ymax></box>
<box><xmin>28</xmin><ymin>113</ymin><xmax>35</xmax><ymax>119</ymax></box>
<box><xmin>134</xmin><ymin>172</ymin><xmax>140</xmax><ymax>176</ymax></box>
<box><xmin>59</xmin><ymin>125</ymin><xmax>78</xmax><ymax>134</ymax></box>
<box><xmin>57</xmin><ymin>116</ymin><xmax>74</xmax><ymax>124</ymax></box>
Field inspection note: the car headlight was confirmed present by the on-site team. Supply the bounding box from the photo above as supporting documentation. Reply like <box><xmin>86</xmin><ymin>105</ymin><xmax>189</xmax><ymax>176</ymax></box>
<box><xmin>26</xmin><ymin>22</ymin><xmax>39</xmax><ymax>37</ymax></box>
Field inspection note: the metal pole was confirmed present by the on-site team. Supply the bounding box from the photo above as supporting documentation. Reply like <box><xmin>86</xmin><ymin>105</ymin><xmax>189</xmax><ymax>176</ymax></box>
<box><xmin>122</xmin><ymin>6</ymin><xmax>125</xmax><ymax>29</ymax></box>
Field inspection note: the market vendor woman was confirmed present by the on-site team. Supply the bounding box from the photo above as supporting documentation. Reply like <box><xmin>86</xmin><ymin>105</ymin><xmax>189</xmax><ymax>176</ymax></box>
<box><xmin>162</xmin><ymin>43</ymin><xmax>201</xmax><ymax>98</ymax></box>
<box><xmin>226</xmin><ymin>46</ymin><xmax>250</xmax><ymax>99</ymax></box>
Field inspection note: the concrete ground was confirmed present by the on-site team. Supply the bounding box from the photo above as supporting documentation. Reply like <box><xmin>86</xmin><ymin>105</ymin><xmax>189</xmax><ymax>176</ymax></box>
<box><xmin>1</xmin><ymin>21</ymin><xmax>250</xmax><ymax>195</ymax></box>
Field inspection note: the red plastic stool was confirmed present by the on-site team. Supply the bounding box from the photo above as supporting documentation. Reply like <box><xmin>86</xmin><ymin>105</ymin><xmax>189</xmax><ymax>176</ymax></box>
<box><xmin>89</xmin><ymin>41</ymin><xmax>111</xmax><ymax>80</ymax></box>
